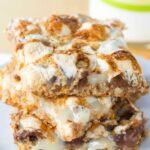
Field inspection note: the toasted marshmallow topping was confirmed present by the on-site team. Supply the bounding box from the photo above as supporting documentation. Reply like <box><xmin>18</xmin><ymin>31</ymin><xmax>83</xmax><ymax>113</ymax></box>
<box><xmin>82</xmin><ymin>46</ymin><xmax>95</xmax><ymax>55</ymax></box>
<box><xmin>116</xmin><ymin>59</ymin><xmax>138</xmax><ymax>84</ymax></box>
<box><xmin>59</xmin><ymin>24</ymin><xmax>71</xmax><ymax>36</ymax></box>
<box><xmin>23</xmin><ymin>42</ymin><xmax>53</xmax><ymax>64</ymax></box>
<box><xmin>20</xmin><ymin>116</ymin><xmax>41</xmax><ymax>130</ymax></box>
<box><xmin>21</xmin><ymin>64</ymin><xmax>56</xmax><ymax>88</ymax></box>
<box><xmin>66</xmin><ymin>97</ymin><xmax>91</xmax><ymax>123</ymax></box>
<box><xmin>97</xmin><ymin>58</ymin><xmax>110</xmax><ymax>73</ymax></box>
<box><xmin>79</xmin><ymin>22</ymin><xmax>93</xmax><ymax>30</ymax></box>
<box><xmin>53</xmin><ymin>54</ymin><xmax>77</xmax><ymax>78</ymax></box>
<box><xmin>18</xmin><ymin>34</ymin><xmax>49</xmax><ymax>43</ymax></box>
<box><xmin>2</xmin><ymin>14</ymin><xmax>145</xmax><ymax>99</ymax></box>
<box><xmin>98</xmin><ymin>38</ymin><xmax>128</xmax><ymax>55</ymax></box>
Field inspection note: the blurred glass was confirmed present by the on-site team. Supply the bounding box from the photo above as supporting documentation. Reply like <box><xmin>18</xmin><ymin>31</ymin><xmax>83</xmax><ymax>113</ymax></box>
<box><xmin>89</xmin><ymin>0</ymin><xmax>150</xmax><ymax>58</ymax></box>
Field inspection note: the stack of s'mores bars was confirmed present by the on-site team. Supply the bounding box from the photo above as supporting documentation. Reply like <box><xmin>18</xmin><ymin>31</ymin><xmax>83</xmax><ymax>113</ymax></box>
<box><xmin>0</xmin><ymin>14</ymin><xmax>149</xmax><ymax>150</ymax></box>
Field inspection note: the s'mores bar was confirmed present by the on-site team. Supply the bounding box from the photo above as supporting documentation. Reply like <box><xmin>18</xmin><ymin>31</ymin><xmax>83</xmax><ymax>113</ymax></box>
<box><xmin>0</xmin><ymin>14</ymin><xmax>148</xmax><ymax>102</ymax></box>
<box><xmin>0</xmin><ymin>14</ymin><xmax>148</xmax><ymax>150</ymax></box>
<box><xmin>7</xmin><ymin>95</ymin><xmax>115</xmax><ymax>141</ymax></box>
<box><xmin>11</xmin><ymin>97</ymin><xmax>145</xmax><ymax>150</ymax></box>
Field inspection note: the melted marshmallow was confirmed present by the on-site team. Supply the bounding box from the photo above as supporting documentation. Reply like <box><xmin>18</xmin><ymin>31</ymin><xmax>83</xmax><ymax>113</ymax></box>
<box><xmin>116</xmin><ymin>60</ymin><xmax>137</xmax><ymax>84</ymax></box>
<box><xmin>97</xmin><ymin>58</ymin><xmax>110</xmax><ymax>72</ymax></box>
<box><xmin>53</xmin><ymin>54</ymin><xmax>77</xmax><ymax>78</ymax></box>
<box><xmin>82</xmin><ymin>46</ymin><xmax>95</xmax><ymax>55</ymax></box>
<box><xmin>79</xmin><ymin>22</ymin><xmax>92</xmax><ymax>30</ymax></box>
<box><xmin>87</xmin><ymin>73</ymin><xmax>108</xmax><ymax>85</ymax></box>
<box><xmin>86</xmin><ymin>96</ymin><xmax>112</xmax><ymax>115</ymax></box>
<box><xmin>59</xmin><ymin>24</ymin><xmax>71</xmax><ymax>36</ymax></box>
<box><xmin>23</xmin><ymin>42</ymin><xmax>53</xmax><ymax>64</ymax></box>
<box><xmin>39</xmin><ymin>97</ymin><xmax>90</xmax><ymax>128</ymax></box>
<box><xmin>20</xmin><ymin>116</ymin><xmax>41</xmax><ymax>130</ymax></box>
<box><xmin>38</xmin><ymin>97</ymin><xmax>99</xmax><ymax>140</ymax></box>
<box><xmin>88</xmin><ymin>138</ymin><xmax>115</xmax><ymax>150</ymax></box>
<box><xmin>18</xmin><ymin>34</ymin><xmax>49</xmax><ymax>43</ymax></box>
<box><xmin>98</xmin><ymin>38</ymin><xmax>127</xmax><ymax>55</ymax></box>
<box><xmin>67</xmin><ymin>97</ymin><xmax>90</xmax><ymax>125</ymax></box>
<box><xmin>21</xmin><ymin>64</ymin><xmax>56</xmax><ymax>87</ymax></box>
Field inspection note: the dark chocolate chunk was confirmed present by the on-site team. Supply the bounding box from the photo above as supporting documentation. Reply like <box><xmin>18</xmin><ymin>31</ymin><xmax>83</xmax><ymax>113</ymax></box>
<box><xmin>15</xmin><ymin>130</ymin><xmax>43</xmax><ymax>143</ymax></box>
<box><xmin>105</xmin><ymin>125</ymin><xmax>116</xmax><ymax>132</ymax></box>
<box><xmin>78</xmin><ymin>77</ymin><xmax>87</xmax><ymax>87</ymax></box>
<box><xmin>65</xmin><ymin>136</ymin><xmax>84</xmax><ymax>147</ymax></box>
<box><xmin>76</xmin><ymin>54</ymin><xmax>89</xmax><ymax>69</ymax></box>
<box><xmin>67</xmin><ymin>77</ymin><xmax>74</xmax><ymax>86</ymax></box>
<box><xmin>114</xmin><ymin>124</ymin><xmax>144</xmax><ymax>148</ymax></box>
<box><xmin>110</xmin><ymin>74</ymin><xmax>128</xmax><ymax>88</ymax></box>
<box><xmin>14</xmin><ymin>74</ymin><xmax>21</xmax><ymax>82</ymax></box>
<box><xmin>78</xmin><ymin>71</ymin><xmax>88</xmax><ymax>87</ymax></box>
<box><xmin>113</xmin><ymin>99</ymin><xmax>135</xmax><ymax>122</ymax></box>
<box><xmin>48</xmin><ymin>76</ymin><xmax>57</xmax><ymax>84</ymax></box>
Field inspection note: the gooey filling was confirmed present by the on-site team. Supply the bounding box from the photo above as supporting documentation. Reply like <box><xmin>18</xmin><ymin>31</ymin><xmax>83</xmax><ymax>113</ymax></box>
<box><xmin>38</xmin><ymin>96</ymin><xmax>112</xmax><ymax>141</ymax></box>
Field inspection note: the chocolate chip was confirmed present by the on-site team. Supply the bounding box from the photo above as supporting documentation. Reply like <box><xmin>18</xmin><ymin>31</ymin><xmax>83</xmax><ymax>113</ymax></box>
<box><xmin>116</xmin><ymin>105</ymin><xmax>134</xmax><ymax>121</ymax></box>
<box><xmin>29</xmin><ymin>135</ymin><xmax>38</xmax><ymax>142</ymax></box>
<box><xmin>119</xmin><ymin>109</ymin><xmax>134</xmax><ymax>121</ymax></box>
<box><xmin>106</xmin><ymin>125</ymin><xmax>116</xmax><ymax>132</ymax></box>
<box><xmin>78</xmin><ymin>77</ymin><xmax>87</xmax><ymax>87</ymax></box>
<box><xmin>78</xmin><ymin>71</ymin><xmax>88</xmax><ymax>87</ymax></box>
<box><xmin>114</xmin><ymin>124</ymin><xmax>144</xmax><ymax>148</ymax></box>
<box><xmin>15</xmin><ymin>130</ymin><xmax>43</xmax><ymax>143</ymax></box>
<box><xmin>67</xmin><ymin>77</ymin><xmax>74</xmax><ymax>86</ymax></box>
<box><xmin>65</xmin><ymin>136</ymin><xmax>84</xmax><ymax>147</ymax></box>
<box><xmin>14</xmin><ymin>74</ymin><xmax>21</xmax><ymax>82</ymax></box>
<box><xmin>77</xmin><ymin>60</ymin><xmax>89</xmax><ymax>68</ymax></box>
<box><xmin>15</xmin><ymin>43</ymin><xmax>24</xmax><ymax>51</ymax></box>
<box><xmin>48</xmin><ymin>76</ymin><xmax>57</xmax><ymax>84</ymax></box>
<box><xmin>113</xmin><ymin>99</ymin><xmax>135</xmax><ymax>122</ymax></box>
<box><xmin>100</xmin><ymin>116</ymin><xmax>107</xmax><ymax>122</ymax></box>
<box><xmin>76</xmin><ymin>54</ymin><xmax>89</xmax><ymax>69</ymax></box>
<box><xmin>110</xmin><ymin>74</ymin><xmax>128</xmax><ymax>88</ymax></box>
<box><xmin>60</xmin><ymin>15</ymin><xmax>80</xmax><ymax>33</ymax></box>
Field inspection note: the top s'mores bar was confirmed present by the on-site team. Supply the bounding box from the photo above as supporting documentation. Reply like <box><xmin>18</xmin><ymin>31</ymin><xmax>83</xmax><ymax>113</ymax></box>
<box><xmin>0</xmin><ymin>14</ymin><xmax>148</xmax><ymax>100</ymax></box>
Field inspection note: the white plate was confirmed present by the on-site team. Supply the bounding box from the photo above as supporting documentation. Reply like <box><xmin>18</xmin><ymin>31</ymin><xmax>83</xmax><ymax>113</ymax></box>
<box><xmin>0</xmin><ymin>55</ymin><xmax>149</xmax><ymax>150</ymax></box>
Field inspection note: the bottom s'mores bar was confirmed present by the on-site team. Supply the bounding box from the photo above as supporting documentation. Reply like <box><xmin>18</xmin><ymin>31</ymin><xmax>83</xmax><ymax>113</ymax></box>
<box><xmin>9</xmin><ymin>95</ymin><xmax>115</xmax><ymax>142</ymax></box>
<box><xmin>11</xmin><ymin>98</ymin><xmax>145</xmax><ymax>150</ymax></box>
<box><xmin>7</xmin><ymin>94</ymin><xmax>143</xmax><ymax>143</ymax></box>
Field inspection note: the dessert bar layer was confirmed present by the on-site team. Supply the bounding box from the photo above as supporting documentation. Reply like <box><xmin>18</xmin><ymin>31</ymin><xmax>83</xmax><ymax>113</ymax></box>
<box><xmin>0</xmin><ymin>14</ymin><xmax>148</xmax><ymax>99</ymax></box>
<box><xmin>11</xmin><ymin>100</ymin><xmax>145</xmax><ymax>150</ymax></box>
<box><xmin>9</xmin><ymin>94</ymin><xmax>145</xmax><ymax>143</ymax></box>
